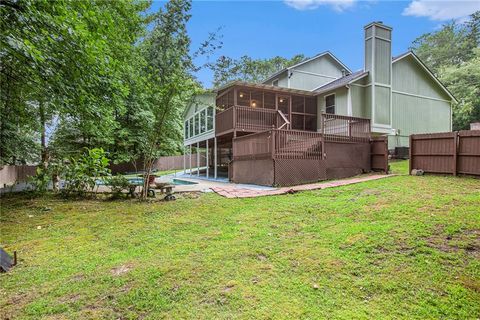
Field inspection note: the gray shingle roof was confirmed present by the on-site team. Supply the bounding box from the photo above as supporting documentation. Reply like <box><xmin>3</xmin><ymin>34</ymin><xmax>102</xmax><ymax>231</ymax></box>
<box><xmin>313</xmin><ymin>70</ymin><xmax>368</xmax><ymax>94</ymax></box>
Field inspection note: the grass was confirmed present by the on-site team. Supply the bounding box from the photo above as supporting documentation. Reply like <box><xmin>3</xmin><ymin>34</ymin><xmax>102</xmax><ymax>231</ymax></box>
<box><xmin>1</xmin><ymin>160</ymin><xmax>479</xmax><ymax>319</ymax></box>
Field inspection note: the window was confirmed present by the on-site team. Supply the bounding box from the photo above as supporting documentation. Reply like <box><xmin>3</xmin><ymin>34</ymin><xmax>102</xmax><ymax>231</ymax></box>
<box><xmin>200</xmin><ymin>109</ymin><xmax>206</xmax><ymax>133</ymax></box>
<box><xmin>185</xmin><ymin>121</ymin><xmax>189</xmax><ymax>139</ymax></box>
<box><xmin>194</xmin><ymin>114</ymin><xmax>199</xmax><ymax>135</ymax></box>
<box><xmin>207</xmin><ymin>107</ymin><xmax>214</xmax><ymax>130</ymax></box>
<box><xmin>272</xmin><ymin>79</ymin><xmax>279</xmax><ymax>86</ymax></box>
<box><xmin>189</xmin><ymin>118</ymin><xmax>193</xmax><ymax>137</ymax></box>
<box><xmin>325</xmin><ymin>94</ymin><xmax>335</xmax><ymax>114</ymax></box>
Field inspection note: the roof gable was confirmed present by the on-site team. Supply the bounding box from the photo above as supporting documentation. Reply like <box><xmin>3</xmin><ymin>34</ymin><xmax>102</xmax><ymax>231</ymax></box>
<box><xmin>263</xmin><ymin>51</ymin><xmax>351</xmax><ymax>84</ymax></box>
<box><xmin>392</xmin><ymin>51</ymin><xmax>457</xmax><ymax>102</ymax></box>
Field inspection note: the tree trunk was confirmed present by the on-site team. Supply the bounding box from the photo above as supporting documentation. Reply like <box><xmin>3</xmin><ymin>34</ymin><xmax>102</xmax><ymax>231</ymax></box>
<box><xmin>39</xmin><ymin>101</ymin><xmax>48</xmax><ymax>168</ymax></box>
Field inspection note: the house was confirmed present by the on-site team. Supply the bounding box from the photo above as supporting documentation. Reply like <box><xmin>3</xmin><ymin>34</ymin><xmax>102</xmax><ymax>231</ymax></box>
<box><xmin>182</xmin><ymin>22</ymin><xmax>455</xmax><ymax>186</ymax></box>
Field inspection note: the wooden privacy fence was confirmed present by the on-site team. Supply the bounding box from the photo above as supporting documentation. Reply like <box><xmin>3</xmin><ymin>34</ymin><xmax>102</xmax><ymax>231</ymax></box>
<box><xmin>0</xmin><ymin>165</ymin><xmax>37</xmax><ymax>187</ymax></box>
<box><xmin>409</xmin><ymin>130</ymin><xmax>480</xmax><ymax>176</ymax></box>
<box><xmin>110</xmin><ymin>154</ymin><xmax>204</xmax><ymax>174</ymax></box>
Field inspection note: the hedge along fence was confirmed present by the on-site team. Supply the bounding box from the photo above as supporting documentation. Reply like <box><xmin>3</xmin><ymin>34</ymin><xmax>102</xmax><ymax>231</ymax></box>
<box><xmin>409</xmin><ymin>130</ymin><xmax>480</xmax><ymax>176</ymax></box>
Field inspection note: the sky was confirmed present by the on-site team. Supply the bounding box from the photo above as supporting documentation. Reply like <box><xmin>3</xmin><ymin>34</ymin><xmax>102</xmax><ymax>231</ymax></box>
<box><xmin>149</xmin><ymin>0</ymin><xmax>480</xmax><ymax>87</ymax></box>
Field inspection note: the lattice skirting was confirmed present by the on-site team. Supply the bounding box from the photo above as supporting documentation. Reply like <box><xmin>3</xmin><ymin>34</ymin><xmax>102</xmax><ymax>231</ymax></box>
<box><xmin>274</xmin><ymin>159</ymin><xmax>327</xmax><ymax>187</ymax></box>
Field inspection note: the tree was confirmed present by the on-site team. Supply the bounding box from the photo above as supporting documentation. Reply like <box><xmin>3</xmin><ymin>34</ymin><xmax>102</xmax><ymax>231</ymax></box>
<box><xmin>411</xmin><ymin>12</ymin><xmax>480</xmax><ymax>130</ymax></box>
<box><xmin>0</xmin><ymin>0</ymin><xmax>151</xmax><ymax>164</ymax></box>
<box><xmin>139</xmin><ymin>0</ymin><xmax>200</xmax><ymax>198</ymax></box>
<box><xmin>209</xmin><ymin>54</ymin><xmax>306</xmax><ymax>87</ymax></box>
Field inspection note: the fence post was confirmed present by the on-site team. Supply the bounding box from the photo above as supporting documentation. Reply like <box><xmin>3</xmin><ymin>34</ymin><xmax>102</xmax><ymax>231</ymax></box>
<box><xmin>409</xmin><ymin>135</ymin><xmax>413</xmax><ymax>175</ymax></box>
<box><xmin>271</xmin><ymin>130</ymin><xmax>276</xmax><ymax>159</ymax></box>
<box><xmin>453</xmin><ymin>131</ymin><xmax>458</xmax><ymax>176</ymax></box>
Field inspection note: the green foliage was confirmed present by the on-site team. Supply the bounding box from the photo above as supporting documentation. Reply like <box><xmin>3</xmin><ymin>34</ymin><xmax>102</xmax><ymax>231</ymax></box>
<box><xmin>210</xmin><ymin>54</ymin><xmax>306</xmax><ymax>87</ymax></box>
<box><xmin>29</xmin><ymin>159</ymin><xmax>65</xmax><ymax>193</ymax></box>
<box><xmin>411</xmin><ymin>12</ymin><xmax>480</xmax><ymax>130</ymax></box>
<box><xmin>106</xmin><ymin>175</ymin><xmax>130</xmax><ymax>197</ymax></box>
<box><xmin>62</xmin><ymin>148</ymin><xmax>111</xmax><ymax>197</ymax></box>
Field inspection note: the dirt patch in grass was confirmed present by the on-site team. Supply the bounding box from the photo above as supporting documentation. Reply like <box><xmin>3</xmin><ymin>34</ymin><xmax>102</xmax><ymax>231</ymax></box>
<box><xmin>427</xmin><ymin>228</ymin><xmax>480</xmax><ymax>258</ymax></box>
<box><xmin>110</xmin><ymin>263</ymin><xmax>134</xmax><ymax>276</ymax></box>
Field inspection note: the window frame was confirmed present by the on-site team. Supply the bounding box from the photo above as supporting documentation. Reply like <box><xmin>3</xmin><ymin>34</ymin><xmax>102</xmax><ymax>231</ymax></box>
<box><xmin>325</xmin><ymin>93</ymin><xmax>335</xmax><ymax>114</ymax></box>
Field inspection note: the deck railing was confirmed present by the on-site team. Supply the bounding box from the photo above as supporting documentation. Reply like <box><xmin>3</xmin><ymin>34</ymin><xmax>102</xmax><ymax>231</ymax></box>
<box><xmin>216</xmin><ymin>105</ymin><xmax>289</xmax><ymax>136</ymax></box>
<box><xmin>320</xmin><ymin>113</ymin><xmax>371</xmax><ymax>142</ymax></box>
<box><xmin>274</xmin><ymin>130</ymin><xmax>323</xmax><ymax>160</ymax></box>
<box><xmin>233</xmin><ymin>129</ymin><xmax>324</xmax><ymax>161</ymax></box>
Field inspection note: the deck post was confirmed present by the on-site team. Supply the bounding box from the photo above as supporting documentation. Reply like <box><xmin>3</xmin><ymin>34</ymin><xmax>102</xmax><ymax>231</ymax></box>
<box><xmin>206</xmin><ymin>139</ymin><xmax>209</xmax><ymax>179</ymax></box>
<box><xmin>197</xmin><ymin>142</ymin><xmax>200</xmax><ymax>177</ymax></box>
<box><xmin>214</xmin><ymin>137</ymin><xmax>218</xmax><ymax>179</ymax></box>
<box><xmin>183</xmin><ymin>146</ymin><xmax>186</xmax><ymax>174</ymax></box>
<box><xmin>189</xmin><ymin>144</ymin><xmax>192</xmax><ymax>176</ymax></box>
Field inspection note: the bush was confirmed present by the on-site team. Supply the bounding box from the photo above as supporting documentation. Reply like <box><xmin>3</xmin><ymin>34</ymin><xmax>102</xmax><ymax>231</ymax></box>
<box><xmin>29</xmin><ymin>160</ymin><xmax>64</xmax><ymax>194</ymax></box>
<box><xmin>106</xmin><ymin>175</ymin><xmax>130</xmax><ymax>197</ymax></box>
<box><xmin>62</xmin><ymin>148</ymin><xmax>111</xmax><ymax>197</ymax></box>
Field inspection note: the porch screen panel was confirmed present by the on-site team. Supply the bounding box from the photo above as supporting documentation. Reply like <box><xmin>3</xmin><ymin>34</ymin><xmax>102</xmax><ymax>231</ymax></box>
<box><xmin>292</xmin><ymin>114</ymin><xmax>304</xmax><ymax>130</ymax></box>
<box><xmin>189</xmin><ymin>118</ymin><xmax>194</xmax><ymax>137</ymax></box>
<box><xmin>264</xmin><ymin>92</ymin><xmax>275</xmax><ymax>109</ymax></box>
<box><xmin>305</xmin><ymin>97</ymin><xmax>317</xmax><ymax>114</ymax></box>
<box><xmin>292</xmin><ymin>96</ymin><xmax>304</xmax><ymax>113</ymax></box>
<box><xmin>278</xmin><ymin>96</ymin><xmax>290</xmax><ymax>116</ymax></box>
<box><xmin>227</xmin><ymin>89</ymin><xmax>234</xmax><ymax>108</ymax></box>
<box><xmin>250</xmin><ymin>91</ymin><xmax>263</xmax><ymax>108</ymax></box>
<box><xmin>237</xmin><ymin>90</ymin><xmax>250</xmax><ymax>106</ymax></box>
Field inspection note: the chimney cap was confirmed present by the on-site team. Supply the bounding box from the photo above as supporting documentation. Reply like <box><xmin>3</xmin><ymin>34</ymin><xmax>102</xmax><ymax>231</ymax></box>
<box><xmin>364</xmin><ymin>21</ymin><xmax>392</xmax><ymax>31</ymax></box>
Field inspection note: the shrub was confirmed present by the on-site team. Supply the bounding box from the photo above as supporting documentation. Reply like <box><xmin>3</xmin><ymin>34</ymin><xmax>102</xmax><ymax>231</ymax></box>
<box><xmin>62</xmin><ymin>148</ymin><xmax>111</xmax><ymax>197</ymax></box>
<box><xmin>107</xmin><ymin>175</ymin><xmax>130</xmax><ymax>197</ymax></box>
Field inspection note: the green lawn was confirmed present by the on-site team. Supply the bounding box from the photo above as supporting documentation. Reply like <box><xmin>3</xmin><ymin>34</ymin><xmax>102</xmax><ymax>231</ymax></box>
<box><xmin>1</xmin><ymin>161</ymin><xmax>479</xmax><ymax>319</ymax></box>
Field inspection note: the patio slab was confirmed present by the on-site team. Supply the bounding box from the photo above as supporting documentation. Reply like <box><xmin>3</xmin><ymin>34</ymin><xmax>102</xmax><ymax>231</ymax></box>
<box><xmin>210</xmin><ymin>174</ymin><xmax>395</xmax><ymax>198</ymax></box>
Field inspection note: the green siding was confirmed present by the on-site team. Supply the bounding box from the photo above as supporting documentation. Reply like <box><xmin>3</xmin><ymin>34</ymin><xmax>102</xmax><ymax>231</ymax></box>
<box><xmin>350</xmin><ymin>85</ymin><xmax>365</xmax><ymax>118</ymax></box>
<box><xmin>392</xmin><ymin>56</ymin><xmax>450</xmax><ymax>100</ymax></box>
<box><xmin>374</xmin><ymin>38</ymin><xmax>391</xmax><ymax>84</ymax></box>
<box><xmin>374</xmin><ymin>86</ymin><xmax>391</xmax><ymax>125</ymax></box>
<box><xmin>289</xmin><ymin>55</ymin><xmax>344</xmax><ymax>91</ymax></box>
<box><xmin>390</xmin><ymin>92</ymin><xmax>451</xmax><ymax>148</ymax></box>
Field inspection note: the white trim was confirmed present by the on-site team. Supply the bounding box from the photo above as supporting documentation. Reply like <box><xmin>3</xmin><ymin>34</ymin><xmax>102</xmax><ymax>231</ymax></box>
<box><xmin>392</xmin><ymin>51</ymin><xmax>457</xmax><ymax>103</ymax></box>
<box><xmin>325</xmin><ymin>93</ymin><xmax>336</xmax><ymax>115</ymax></box>
<box><xmin>392</xmin><ymin>90</ymin><xmax>452</xmax><ymax>103</ymax></box>
<box><xmin>350</xmin><ymin>83</ymin><xmax>371</xmax><ymax>88</ymax></box>
<box><xmin>291</xmin><ymin>69</ymin><xmax>338</xmax><ymax>79</ymax></box>
<box><xmin>375</xmin><ymin>35</ymin><xmax>391</xmax><ymax>43</ymax></box>
<box><xmin>347</xmin><ymin>85</ymin><xmax>352</xmax><ymax>116</ymax></box>
<box><xmin>287</xmin><ymin>69</ymin><xmax>291</xmax><ymax>88</ymax></box>
<box><xmin>272</xmin><ymin>78</ymin><xmax>279</xmax><ymax>86</ymax></box>
<box><xmin>311</xmin><ymin>72</ymin><xmax>369</xmax><ymax>92</ymax></box>
<box><xmin>372</xmin><ymin>126</ymin><xmax>394</xmax><ymax>134</ymax></box>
